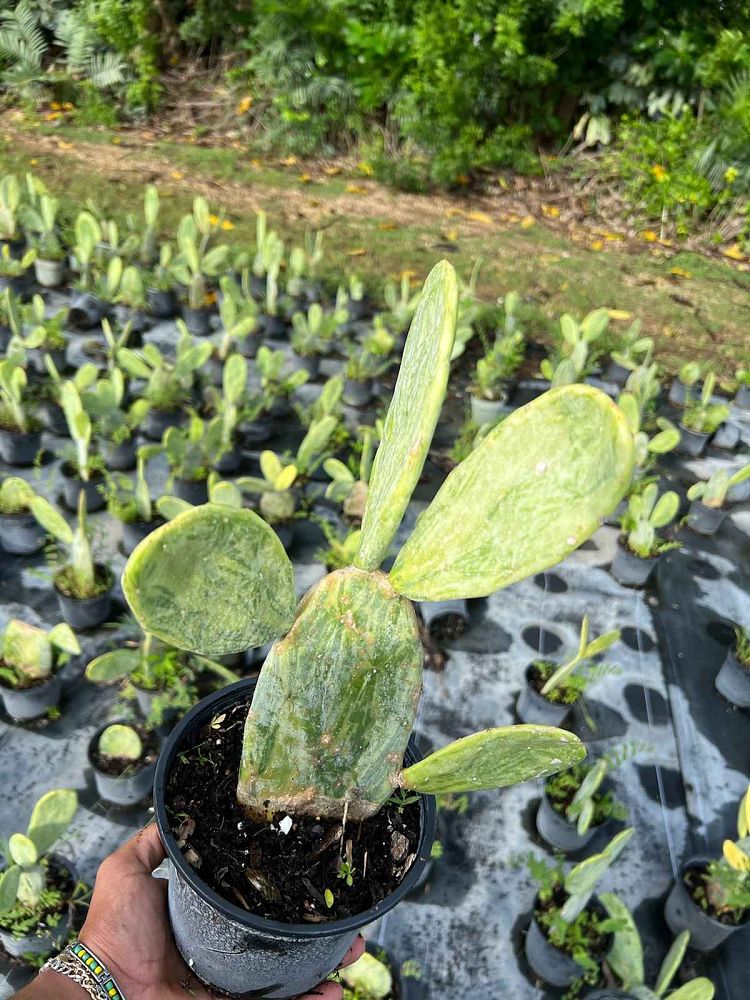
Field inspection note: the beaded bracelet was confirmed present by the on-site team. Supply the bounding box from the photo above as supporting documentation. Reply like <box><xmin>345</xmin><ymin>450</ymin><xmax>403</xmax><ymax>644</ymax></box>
<box><xmin>42</xmin><ymin>940</ymin><xmax>126</xmax><ymax>1000</ymax></box>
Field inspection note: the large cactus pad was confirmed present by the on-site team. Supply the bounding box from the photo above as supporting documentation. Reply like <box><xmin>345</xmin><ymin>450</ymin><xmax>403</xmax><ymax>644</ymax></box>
<box><xmin>238</xmin><ymin>567</ymin><xmax>422</xmax><ymax>821</ymax></box>
<box><xmin>390</xmin><ymin>385</ymin><xmax>634</xmax><ymax>600</ymax></box>
<box><xmin>122</xmin><ymin>505</ymin><xmax>296</xmax><ymax>655</ymax></box>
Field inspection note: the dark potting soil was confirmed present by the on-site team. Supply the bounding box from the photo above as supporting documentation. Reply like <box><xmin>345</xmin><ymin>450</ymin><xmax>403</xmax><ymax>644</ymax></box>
<box><xmin>534</xmin><ymin>885</ymin><xmax>610</xmax><ymax>960</ymax></box>
<box><xmin>54</xmin><ymin>564</ymin><xmax>113</xmax><ymax>599</ymax></box>
<box><xmin>165</xmin><ymin>696</ymin><xmax>422</xmax><ymax>924</ymax></box>
<box><xmin>685</xmin><ymin>867</ymin><xmax>748</xmax><ymax>927</ymax></box>
<box><xmin>429</xmin><ymin>613</ymin><xmax>468</xmax><ymax>642</ymax></box>
<box><xmin>529</xmin><ymin>661</ymin><xmax>577</xmax><ymax>705</ymax></box>
<box><xmin>0</xmin><ymin>661</ymin><xmax>57</xmax><ymax>691</ymax></box>
<box><xmin>91</xmin><ymin>726</ymin><xmax>160</xmax><ymax>777</ymax></box>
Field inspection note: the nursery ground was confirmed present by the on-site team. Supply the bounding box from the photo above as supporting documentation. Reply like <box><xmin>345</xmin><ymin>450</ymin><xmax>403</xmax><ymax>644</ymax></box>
<box><xmin>1</xmin><ymin>115</ymin><xmax>749</xmax><ymax>378</ymax></box>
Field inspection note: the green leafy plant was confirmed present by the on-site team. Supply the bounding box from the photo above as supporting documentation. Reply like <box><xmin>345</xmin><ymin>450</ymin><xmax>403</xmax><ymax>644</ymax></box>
<box><xmin>104</xmin><ymin>445</ymin><xmax>159</xmax><ymax>525</ymax></box>
<box><xmin>204</xmin><ymin>353</ymin><xmax>248</xmax><ymax>458</ymax></box>
<box><xmin>324</xmin><ymin>427</ymin><xmax>377</xmax><ymax>523</ymax></box>
<box><xmin>217</xmin><ymin>275</ymin><xmax>258</xmax><ymax>360</ymax></box>
<box><xmin>0</xmin><ymin>356</ymin><xmax>38</xmax><ymax>433</ymax></box>
<box><xmin>541</xmin><ymin>309</ymin><xmax>609</xmax><ymax>387</ymax></box>
<box><xmin>291</xmin><ymin>303</ymin><xmax>344</xmax><ymax>357</ymax></box>
<box><xmin>695</xmin><ymin>784</ymin><xmax>750</xmax><ymax>924</ymax></box>
<box><xmin>0</xmin><ymin>619</ymin><xmax>79</xmax><ymax>689</ymax></box>
<box><xmin>601</xmin><ymin>896</ymin><xmax>714</xmax><ymax>999</ymax></box>
<box><xmin>162</xmin><ymin>413</ymin><xmax>225</xmax><ymax>485</ymax></box>
<box><xmin>535</xmin><ymin>616</ymin><xmax>621</xmax><ymax>705</ymax></box>
<box><xmin>23</xmin><ymin>192</ymin><xmax>64</xmax><ymax>261</ymax></box>
<box><xmin>37</xmin><ymin>492</ymin><xmax>110</xmax><ymax>600</ymax></box>
<box><xmin>172</xmin><ymin>198</ymin><xmax>230</xmax><ymax>310</ymax></box>
<box><xmin>121</xmin><ymin>259</ymin><xmax>634</xmax><ymax>827</ymax></box>
<box><xmin>688</xmin><ymin>462</ymin><xmax>750</xmax><ymax>509</ymax></box>
<box><xmin>116</xmin><ymin>263</ymin><xmax>147</xmax><ymax>311</ymax></box>
<box><xmin>0</xmin><ymin>789</ymin><xmax>78</xmax><ymax>921</ymax></box>
<box><xmin>735</xmin><ymin>627</ymin><xmax>750</xmax><ymax>669</ymax></box>
<box><xmin>82</xmin><ymin>366</ymin><xmax>148</xmax><ymax>447</ymax></box>
<box><xmin>147</xmin><ymin>242</ymin><xmax>175</xmax><ymax>292</ymax></box>
<box><xmin>255</xmin><ymin>344</ymin><xmax>308</xmax><ymax>404</ymax></box>
<box><xmin>682</xmin><ymin>373</ymin><xmax>729</xmax><ymax>433</ymax></box>
<box><xmin>340</xmin><ymin>950</ymin><xmax>393</xmax><ymax>1000</ymax></box>
<box><xmin>0</xmin><ymin>174</ymin><xmax>21</xmax><ymax>241</ymax></box>
<box><xmin>618</xmin><ymin>391</ymin><xmax>680</xmax><ymax>479</ymax></box>
<box><xmin>471</xmin><ymin>328</ymin><xmax>524</xmax><ymax>401</ymax></box>
<box><xmin>315</xmin><ymin>520</ymin><xmax>362</xmax><ymax>571</ymax></box>
<box><xmin>384</xmin><ymin>272</ymin><xmax>420</xmax><ymax>333</ymax></box>
<box><xmin>11</xmin><ymin>294</ymin><xmax>68</xmax><ymax>353</ymax></box>
<box><xmin>71</xmin><ymin>211</ymin><xmax>101</xmax><ymax>292</ymax></box>
<box><xmin>0</xmin><ymin>244</ymin><xmax>35</xmax><ymax>278</ymax></box>
<box><xmin>736</xmin><ymin>368</ymin><xmax>750</xmax><ymax>388</ymax></box>
<box><xmin>345</xmin><ymin>323</ymin><xmax>395</xmax><ymax>382</ymax></box>
<box><xmin>117</xmin><ymin>326</ymin><xmax>211</xmax><ymax>413</ymax></box>
<box><xmin>610</xmin><ymin>319</ymin><xmax>653</xmax><ymax>372</ymax></box>
<box><xmin>620</xmin><ymin>484</ymin><xmax>680</xmax><ymax>558</ymax></box>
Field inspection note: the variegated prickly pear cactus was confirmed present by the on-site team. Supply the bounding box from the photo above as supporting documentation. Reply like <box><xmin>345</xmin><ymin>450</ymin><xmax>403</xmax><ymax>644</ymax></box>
<box><xmin>238</xmin><ymin>567</ymin><xmax>422</xmax><ymax>821</ymax></box>
<box><xmin>122</xmin><ymin>259</ymin><xmax>634</xmax><ymax>824</ymax></box>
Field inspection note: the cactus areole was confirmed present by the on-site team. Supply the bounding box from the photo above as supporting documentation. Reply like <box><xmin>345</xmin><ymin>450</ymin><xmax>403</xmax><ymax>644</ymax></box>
<box><xmin>123</xmin><ymin>260</ymin><xmax>633</xmax><ymax>828</ymax></box>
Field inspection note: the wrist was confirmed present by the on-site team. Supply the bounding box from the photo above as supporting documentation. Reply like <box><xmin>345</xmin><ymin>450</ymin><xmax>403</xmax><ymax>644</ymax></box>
<box><xmin>77</xmin><ymin>930</ymin><xmax>133</xmax><ymax>999</ymax></box>
<box><xmin>21</xmin><ymin>967</ymin><xmax>91</xmax><ymax>999</ymax></box>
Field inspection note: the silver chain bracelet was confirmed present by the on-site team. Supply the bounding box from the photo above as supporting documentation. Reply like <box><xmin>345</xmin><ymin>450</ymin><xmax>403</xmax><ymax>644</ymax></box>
<box><xmin>42</xmin><ymin>940</ymin><xmax>126</xmax><ymax>1000</ymax></box>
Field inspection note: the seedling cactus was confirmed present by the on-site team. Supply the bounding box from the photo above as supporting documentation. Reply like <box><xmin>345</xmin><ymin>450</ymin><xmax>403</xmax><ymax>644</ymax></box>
<box><xmin>0</xmin><ymin>356</ymin><xmax>35</xmax><ymax>433</ymax></box>
<box><xmin>618</xmin><ymin>391</ymin><xmax>680</xmax><ymax>477</ymax></box>
<box><xmin>621</xmin><ymin>484</ymin><xmax>680</xmax><ymax>559</ymax></box>
<box><xmin>540</xmin><ymin>308</ymin><xmax>609</xmax><ymax>386</ymax></box>
<box><xmin>539</xmin><ymin>615</ymin><xmax>621</xmax><ymax>699</ymax></box>
<box><xmin>238</xmin><ymin>451</ymin><xmax>299</xmax><ymax>525</ymax></box>
<box><xmin>123</xmin><ymin>260</ymin><xmax>633</xmax><ymax>824</ymax></box>
<box><xmin>98</xmin><ymin>724</ymin><xmax>142</xmax><ymax>762</ymax></box>
<box><xmin>0</xmin><ymin>789</ymin><xmax>77</xmax><ymax>913</ymax></box>
<box><xmin>340</xmin><ymin>951</ymin><xmax>393</xmax><ymax>1000</ymax></box>
<box><xmin>324</xmin><ymin>427</ymin><xmax>378</xmax><ymax>522</ymax></box>
<box><xmin>217</xmin><ymin>276</ymin><xmax>258</xmax><ymax>359</ymax></box>
<box><xmin>117</xmin><ymin>326</ymin><xmax>212</xmax><ymax>412</ymax></box>
<box><xmin>682</xmin><ymin>373</ymin><xmax>728</xmax><ymax>434</ymax></box>
<box><xmin>687</xmin><ymin>462</ymin><xmax>750</xmax><ymax>509</ymax></box>
<box><xmin>610</xmin><ymin>319</ymin><xmax>654</xmax><ymax>372</ymax></box>
<box><xmin>471</xmin><ymin>328</ymin><xmax>524</xmax><ymax>401</ymax></box>
<box><xmin>172</xmin><ymin>198</ymin><xmax>230</xmax><ymax>309</ymax></box>
<box><xmin>0</xmin><ymin>619</ymin><xmax>79</xmax><ymax>687</ymax></box>
<box><xmin>560</xmin><ymin>827</ymin><xmax>634</xmax><ymax>922</ymax></box>
<box><xmin>36</xmin><ymin>491</ymin><xmax>105</xmax><ymax>599</ymax></box>
<box><xmin>601</xmin><ymin>896</ymin><xmax>714</xmax><ymax>999</ymax></box>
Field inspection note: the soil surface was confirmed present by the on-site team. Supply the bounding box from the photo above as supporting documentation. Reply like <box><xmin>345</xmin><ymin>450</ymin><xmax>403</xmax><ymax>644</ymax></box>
<box><xmin>529</xmin><ymin>661</ymin><xmax>576</xmax><ymax>705</ymax></box>
<box><xmin>165</xmin><ymin>696</ymin><xmax>422</xmax><ymax>923</ymax></box>
<box><xmin>534</xmin><ymin>886</ymin><xmax>611</xmax><ymax>960</ymax></box>
<box><xmin>53</xmin><ymin>563</ymin><xmax>112</xmax><ymax>599</ymax></box>
<box><xmin>0</xmin><ymin>856</ymin><xmax>75</xmax><ymax>937</ymax></box>
<box><xmin>90</xmin><ymin>726</ymin><xmax>159</xmax><ymax>777</ymax></box>
<box><xmin>0</xmin><ymin>662</ymin><xmax>56</xmax><ymax>691</ymax></box>
<box><xmin>685</xmin><ymin>867</ymin><xmax>748</xmax><ymax>927</ymax></box>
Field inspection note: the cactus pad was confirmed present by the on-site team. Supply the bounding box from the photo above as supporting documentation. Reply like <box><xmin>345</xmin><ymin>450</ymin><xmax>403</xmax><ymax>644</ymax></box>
<box><xmin>399</xmin><ymin>725</ymin><xmax>585</xmax><ymax>794</ymax></box>
<box><xmin>357</xmin><ymin>260</ymin><xmax>458</xmax><ymax>570</ymax></box>
<box><xmin>238</xmin><ymin>567</ymin><xmax>422</xmax><ymax>820</ymax></box>
<box><xmin>122</xmin><ymin>504</ymin><xmax>296</xmax><ymax>655</ymax></box>
<box><xmin>390</xmin><ymin>385</ymin><xmax>634</xmax><ymax>600</ymax></box>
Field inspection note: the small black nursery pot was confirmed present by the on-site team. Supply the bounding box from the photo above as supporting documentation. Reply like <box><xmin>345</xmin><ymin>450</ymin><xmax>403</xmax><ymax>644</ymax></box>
<box><xmin>687</xmin><ymin>501</ymin><xmax>727</xmax><ymax>537</ymax></box>
<box><xmin>40</xmin><ymin>400</ymin><xmax>69</xmax><ymax>437</ymax></box>
<box><xmin>141</xmin><ymin>407</ymin><xmax>184</xmax><ymax>441</ymax></box>
<box><xmin>0</xmin><ymin>510</ymin><xmax>46</xmax><ymax>554</ymax></box>
<box><xmin>121</xmin><ymin>517</ymin><xmax>164</xmax><ymax>557</ymax></box>
<box><xmin>68</xmin><ymin>292</ymin><xmax>108</xmax><ymax>330</ymax></box>
<box><xmin>525</xmin><ymin>896</ymin><xmax>611</xmax><ymax>988</ymax></box>
<box><xmin>516</xmin><ymin>664</ymin><xmax>571</xmax><ymax>727</ymax></box>
<box><xmin>0</xmin><ymin>427</ymin><xmax>42</xmax><ymax>466</ymax></box>
<box><xmin>0</xmin><ymin>672</ymin><xmax>62</xmax><ymax>722</ymax></box>
<box><xmin>611</xmin><ymin>539</ymin><xmax>659</xmax><ymax>588</ymax></box>
<box><xmin>34</xmin><ymin>258</ymin><xmax>65</xmax><ymax>288</ymax></box>
<box><xmin>153</xmin><ymin>679</ymin><xmax>436</xmax><ymax>999</ymax></box>
<box><xmin>0</xmin><ymin>856</ymin><xmax>74</xmax><ymax>958</ymax></box>
<box><xmin>735</xmin><ymin>384</ymin><xmax>750</xmax><ymax>411</ymax></box>
<box><xmin>343</xmin><ymin>378</ymin><xmax>374</xmax><ymax>407</ymax></box>
<box><xmin>676</xmin><ymin>423</ymin><xmax>709</xmax><ymax>458</ymax></box>
<box><xmin>60</xmin><ymin>463</ymin><xmax>106</xmax><ymax>512</ymax></box>
<box><xmin>103</xmin><ymin>438</ymin><xmax>137</xmax><ymax>472</ymax></box>
<box><xmin>260</xmin><ymin>314</ymin><xmax>287</xmax><ymax>340</ymax></box>
<box><xmin>664</xmin><ymin>857</ymin><xmax>749</xmax><ymax>951</ymax></box>
<box><xmin>54</xmin><ymin>566</ymin><xmax>114</xmax><ymax>630</ymax></box>
<box><xmin>147</xmin><ymin>287</ymin><xmax>178</xmax><ymax>319</ymax></box>
<box><xmin>535</xmin><ymin>785</ymin><xmax>609</xmax><ymax>854</ymax></box>
<box><xmin>172</xmin><ymin>476</ymin><xmax>209</xmax><ymax>505</ymax></box>
<box><xmin>714</xmin><ymin>648</ymin><xmax>750</xmax><ymax>708</ymax></box>
<box><xmin>419</xmin><ymin>599</ymin><xmax>469</xmax><ymax>641</ymax></box>
<box><xmin>88</xmin><ymin>722</ymin><xmax>160</xmax><ymax>807</ymax></box>
<box><xmin>181</xmin><ymin>306</ymin><xmax>213</xmax><ymax>337</ymax></box>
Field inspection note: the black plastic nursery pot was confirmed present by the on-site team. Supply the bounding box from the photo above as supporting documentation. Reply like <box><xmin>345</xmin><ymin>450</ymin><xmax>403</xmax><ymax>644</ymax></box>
<box><xmin>60</xmin><ymin>463</ymin><xmax>106</xmax><ymax>513</ymax></box>
<box><xmin>604</xmin><ymin>360</ymin><xmax>631</xmax><ymax>386</ymax></box>
<box><xmin>114</xmin><ymin>304</ymin><xmax>151</xmax><ymax>334</ymax></box>
<box><xmin>676</xmin><ymin>423</ymin><xmax>710</xmax><ymax>458</ymax></box>
<box><xmin>273</xmin><ymin>520</ymin><xmax>295</xmax><ymax>551</ymax></box>
<box><xmin>687</xmin><ymin>500</ymin><xmax>727</xmax><ymax>537</ymax></box>
<box><xmin>54</xmin><ymin>566</ymin><xmax>113</xmax><ymax>630</ymax></box>
<box><xmin>121</xmin><ymin>516</ymin><xmax>165</xmax><ymax>556</ymax></box>
<box><xmin>141</xmin><ymin>406</ymin><xmax>184</xmax><ymax>441</ymax></box>
<box><xmin>0</xmin><ymin>671</ymin><xmax>62</xmax><ymax>722</ymax></box>
<box><xmin>260</xmin><ymin>314</ymin><xmax>288</xmax><ymax>340</ymax></box>
<box><xmin>153</xmin><ymin>678</ymin><xmax>436</xmax><ymax>999</ymax></box>
<box><xmin>736</xmin><ymin>384</ymin><xmax>750</xmax><ymax>410</ymax></box>
<box><xmin>214</xmin><ymin>446</ymin><xmax>243</xmax><ymax>475</ymax></box>
<box><xmin>713</xmin><ymin>421</ymin><xmax>740</xmax><ymax>451</ymax></box>
<box><xmin>88</xmin><ymin>722</ymin><xmax>160</xmax><ymax>807</ymax></box>
<box><xmin>516</xmin><ymin>665</ymin><xmax>571</xmax><ymax>727</ymax></box>
<box><xmin>0</xmin><ymin>274</ymin><xmax>30</xmax><ymax>298</ymax></box>
<box><xmin>343</xmin><ymin>378</ymin><xmax>374</xmax><ymax>407</ymax></box>
<box><xmin>0</xmin><ymin>855</ymin><xmax>74</xmax><ymax>959</ymax></box>
<box><xmin>239</xmin><ymin>334</ymin><xmax>260</xmax><ymax>360</ymax></box>
<box><xmin>294</xmin><ymin>354</ymin><xmax>321</xmax><ymax>379</ymax></box>
<box><xmin>664</xmin><ymin>857</ymin><xmax>749</xmax><ymax>951</ymax></box>
<box><xmin>181</xmin><ymin>306</ymin><xmax>213</xmax><ymax>337</ymax></box>
<box><xmin>610</xmin><ymin>538</ymin><xmax>659</xmax><ymax>588</ymax></box>
<box><xmin>34</xmin><ymin>258</ymin><xmax>65</xmax><ymax>288</ymax></box>
<box><xmin>714</xmin><ymin>648</ymin><xmax>750</xmax><ymax>708</ymax></box>
<box><xmin>31</xmin><ymin>345</ymin><xmax>67</xmax><ymax>376</ymax></box>
<box><xmin>40</xmin><ymin>400</ymin><xmax>69</xmax><ymax>437</ymax></box>
<box><xmin>173</xmin><ymin>476</ymin><xmax>209</xmax><ymax>505</ymax></box>
<box><xmin>68</xmin><ymin>292</ymin><xmax>108</xmax><ymax>330</ymax></box>
<box><xmin>0</xmin><ymin>510</ymin><xmax>46</xmax><ymax>554</ymax></box>
<box><xmin>242</xmin><ymin>415</ymin><xmax>274</xmax><ymax>446</ymax></box>
<box><xmin>668</xmin><ymin>380</ymin><xmax>688</xmax><ymax>408</ymax></box>
<box><xmin>102</xmin><ymin>437</ymin><xmax>137</xmax><ymax>472</ymax></box>
<box><xmin>418</xmin><ymin>599</ymin><xmax>469</xmax><ymax>640</ymax></box>
<box><xmin>147</xmin><ymin>287</ymin><xmax>178</xmax><ymax>319</ymax></box>
<box><xmin>535</xmin><ymin>785</ymin><xmax>609</xmax><ymax>854</ymax></box>
<box><xmin>0</xmin><ymin>426</ymin><xmax>42</xmax><ymax>466</ymax></box>
<box><xmin>525</xmin><ymin>896</ymin><xmax>611</xmax><ymax>988</ymax></box>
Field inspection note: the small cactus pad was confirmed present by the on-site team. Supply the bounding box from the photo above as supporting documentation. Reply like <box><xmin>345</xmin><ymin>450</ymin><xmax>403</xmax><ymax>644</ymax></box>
<box><xmin>122</xmin><ymin>504</ymin><xmax>296</xmax><ymax>655</ymax></box>
<box><xmin>26</xmin><ymin>788</ymin><xmax>78</xmax><ymax>856</ymax></box>
<box><xmin>399</xmin><ymin>725</ymin><xmax>585</xmax><ymax>794</ymax></box>
<box><xmin>390</xmin><ymin>385</ymin><xmax>634</xmax><ymax>600</ymax></box>
<box><xmin>357</xmin><ymin>260</ymin><xmax>458</xmax><ymax>570</ymax></box>
<box><xmin>238</xmin><ymin>567</ymin><xmax>422</xmax><ymax>821</ymax></box>
<box><xmin>600</xmin><ymin>893</ymin><xmax>644</xmax><ymax>988</ymax></box>
<box><xmin>99</xmin><ymin>724</ymin><xmax>143</xmax><ymax>761</ymax></box>
<box><xmin>85</xmin><ymin>648</ymin><xmax>142</xmax><ymax>683</ymax></box>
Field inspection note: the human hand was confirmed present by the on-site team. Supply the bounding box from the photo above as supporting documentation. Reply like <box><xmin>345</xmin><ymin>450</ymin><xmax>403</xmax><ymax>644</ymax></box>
<box><xmin>61</xmin><ymin>824</ymin><xmax>362</xmax><ymax>1000</ymax></box>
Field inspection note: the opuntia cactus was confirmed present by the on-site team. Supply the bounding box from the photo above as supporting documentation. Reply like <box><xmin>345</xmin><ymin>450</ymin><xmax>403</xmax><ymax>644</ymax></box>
<box><xmin>560</xmin><ymin>827</ymin><xmax>634</xmax><ymax>922</ymax></box>
<box><xmin>123</xmin><ymin>260</ymin><xmax>634</xmax><ymax>823</ymax></box>
<box><xmin>687</xmin><ymin>462</ymin><xmax>750</xmax><ymax>509</ymax></box>
<box><xmin>0</xmin><ymin>789</ymin><xmax>77</xmax><ymax>912</ymax></box>
<box><xmin>621</xmin><ymin>483</ymin><xmax>680</xmax><ymax>558</ymax></box>
<box><xmin>540</xmin><ymin>615</ymin><xmax>621</xmax><ymax>697</ymax></box>
<box><xmin>0</xmin><ymin>619</ymin><xmax>79</xmax><ymax>685</ymax></box>
<box><xmin>99</xmin><ymin>724</ymin><xmax>142</xmax><ymax>762</ymax></box>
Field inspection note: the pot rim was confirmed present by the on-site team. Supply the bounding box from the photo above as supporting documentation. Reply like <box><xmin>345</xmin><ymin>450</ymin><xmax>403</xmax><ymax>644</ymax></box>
<box><xmin>154</xmin><ymin>677</ymin><xmax>436</xmax><ymax>939</ymax></box>
<box><xmin>615</xmin><ymin>535</ymin><xmax>661</xmax><ymax>562</ymax></box>
<box><xmin>678</xmin><ymin>856</ymin><xmax>750</xmax><ymax>929</ymax></box>
<box><xmin>0</xmin><ymin>508</ymin><xmax>37</xmax><ymax>521</ymax></box>
<box><xmin>87</xmin><ymin>719</ymin><xmax>160</xmax><ymax>779</ymax></box>
<box><xmin>54</xmin><ymin>563</ymin><xmax>114</xmax><ymax>603</ymax></box>
<box><xmin>540</xmin><ymin>781</ymin><xmax>611</xmax><ymax>833</ymax></box>
<box><xmin>0</xmin><ymin>666</ymin><xmax>61</xmax><ymax>694</ymax></box>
